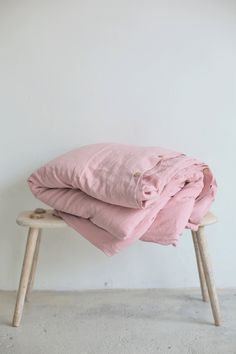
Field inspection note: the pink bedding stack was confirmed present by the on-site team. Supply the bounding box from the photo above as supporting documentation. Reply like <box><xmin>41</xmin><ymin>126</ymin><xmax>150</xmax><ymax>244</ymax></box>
<box><xmin>28</xmin><ymin>143</ymin><xmax>217</xmax><ymax>256</ymax></box>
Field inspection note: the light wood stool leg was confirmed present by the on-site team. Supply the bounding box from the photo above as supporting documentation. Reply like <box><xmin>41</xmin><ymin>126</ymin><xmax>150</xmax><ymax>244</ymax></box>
<box><xmin>25</xmin><ymin>230</ymin><xmax>42</xmax><ymax>302</ymax></box>
<box><xmin>192</xmin><ymin>231</ymin><xmax>208</xmax><ymax>302</ymax></box>
<box><xmin>196</xmin><ymin>226</ymin><xmax>221</xmax><ymax>326</ymax></box>
<box><xmin>12</xmin><ymin>227</ymin><xmax>39</xmax><ymax>327</ymax></box>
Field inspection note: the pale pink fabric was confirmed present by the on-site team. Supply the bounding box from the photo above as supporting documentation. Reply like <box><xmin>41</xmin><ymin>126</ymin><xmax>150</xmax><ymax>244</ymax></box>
<box><xmin>28</xmin><ymin>143</ymin><xmax>217</xmax><ymax>255</ymax></box>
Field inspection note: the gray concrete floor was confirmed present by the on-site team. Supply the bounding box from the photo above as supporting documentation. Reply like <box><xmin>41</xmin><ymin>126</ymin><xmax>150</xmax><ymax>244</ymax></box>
<box><xmin>0</xmin><ymin>289</ymin><xmax>235</xmax><ymax>354</ymax></box>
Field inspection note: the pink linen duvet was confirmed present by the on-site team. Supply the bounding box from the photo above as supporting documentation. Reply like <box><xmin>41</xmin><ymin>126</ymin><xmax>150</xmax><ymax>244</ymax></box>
<box><xmin>28</xmin><ymin>143</ymin><xmax>217</xmax><ymax>256</ymax></box>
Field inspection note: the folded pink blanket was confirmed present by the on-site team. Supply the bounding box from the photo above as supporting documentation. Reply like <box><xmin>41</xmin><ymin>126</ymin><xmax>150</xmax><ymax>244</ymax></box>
<box><xmin>28</xmin><ymin>143</ymin><xmax>217</xmax><ymax>255</ymax></box>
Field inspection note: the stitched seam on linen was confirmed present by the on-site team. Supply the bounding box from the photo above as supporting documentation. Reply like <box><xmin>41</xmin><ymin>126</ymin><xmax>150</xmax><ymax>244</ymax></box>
<box><xmin>133</xmin><ymin>152</ymin><xmax>184</xmax><ymax>209</ymax></box>
<box><xmin>134</xmin><ymin>173</ymin><xmax>144</xmax><ymax>209</ymax></box>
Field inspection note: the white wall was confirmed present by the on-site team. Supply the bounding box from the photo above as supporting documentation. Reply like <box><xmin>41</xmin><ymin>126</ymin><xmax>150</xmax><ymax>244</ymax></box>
<box><xmin>0</xmin><ymin>0</ymin><xmax>236</xmax><ymax>290</ymax></box>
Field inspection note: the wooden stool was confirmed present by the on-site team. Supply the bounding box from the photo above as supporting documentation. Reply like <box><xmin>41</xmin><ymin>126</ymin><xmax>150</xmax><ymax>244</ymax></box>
<box><xmin>12</xmin><ymin>209</ymin><xmax>221</xmax><ymax>327</ymax></box>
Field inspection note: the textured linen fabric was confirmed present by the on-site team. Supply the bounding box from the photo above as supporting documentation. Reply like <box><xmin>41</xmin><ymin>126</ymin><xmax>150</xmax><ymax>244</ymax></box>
<box><xmin>28</xmin><ymin>143</ymin><xmax>217</xmax><ymax>255</ymax></box>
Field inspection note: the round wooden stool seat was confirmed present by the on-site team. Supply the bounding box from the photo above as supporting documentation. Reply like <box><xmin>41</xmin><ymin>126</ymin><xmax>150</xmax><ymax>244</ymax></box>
<box><xmin>199</xmin><ymin>211</ymin><xmax>217</xmax><ymax>226</ymax></box>
<box><xmin>16</xmin><ymin>209</ymin><xmax>217</xmax><ymax>229</ymax></box>
<box><xmin>16</xmin><ymin>209</ymin><xmax>66</xmax><ymax>229</ymax></box>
